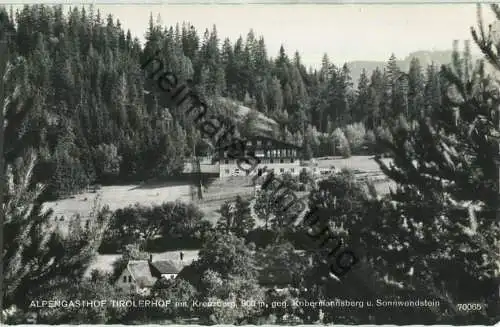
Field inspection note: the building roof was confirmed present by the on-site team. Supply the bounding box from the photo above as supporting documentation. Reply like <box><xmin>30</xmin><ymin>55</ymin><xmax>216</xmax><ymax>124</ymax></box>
<box><xmin>245</xmin><ymin>135</ymin><xmax>302</xmax><ymax>150</ymax></box>
<box><xmin>127</xmin><ymin>260</ymin><xmax>157</xmax><ymax>288</ymax></box>
<box><xmin>216</xmin><ymin>135</ymin><xmax>302</xmax><ymax>160</ymax></box>
<box><xmin>150</xmin><ymin>260</ymin><xmax>181</xmax><ymax>274</ymax></box>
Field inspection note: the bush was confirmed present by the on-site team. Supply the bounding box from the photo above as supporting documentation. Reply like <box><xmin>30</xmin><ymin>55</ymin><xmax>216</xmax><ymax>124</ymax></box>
<box><xmin>245</xmin><ymin>228</ymin><xmax>278</xmax><ymax>248</ymax></box>
<box><xmin>344</xmin><ymin>123</ymin><xmax>366</xmax><ymax>154</ymax></box>
<box><xmin>100</xmin><ymin>201</ymin><xmax>209</xmax><ymax>254</ymax></box>
<box><xmin>332</xmin><ymin>128</ymin><xmax>351</xmax><ymax>158</ymax></box>
<box><xmin>375</xmin><ymin>126</ymin><xmax>393</xmax><ymax>155</ymax></box>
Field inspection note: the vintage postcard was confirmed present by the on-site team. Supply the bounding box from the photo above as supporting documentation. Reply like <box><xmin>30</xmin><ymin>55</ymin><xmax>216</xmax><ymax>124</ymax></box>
<box><xmin>0</xmin><ymin>0</ymin><xmax>499</xmax><ymax>325</ymax></box>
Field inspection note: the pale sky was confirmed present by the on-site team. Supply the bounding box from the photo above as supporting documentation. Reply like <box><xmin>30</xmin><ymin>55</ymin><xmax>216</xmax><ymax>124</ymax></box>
<box><xmin>7</xmin><ymin>3</ymin><xmax>499</xmax><ymax>69</ymax></box>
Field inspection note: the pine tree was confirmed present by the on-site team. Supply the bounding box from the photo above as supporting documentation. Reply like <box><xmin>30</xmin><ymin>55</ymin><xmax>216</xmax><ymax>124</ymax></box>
<box><xmin>407</xmin><ymin>57</ymin><xmax>426</xmax><ymax>120</ymax></box>
<box><xmin>254</xmin><ymin>190</ymin><xmax>275</xmax><ymax>230</ymax></box>
<box><xmin>366</xmin><ymin>68</ymin><xmax>384</xmax><ymax>129</ymax></box>
<box><xmin>267</xmin><ymin>76</ymin><xmax>283</xmax><ymax>113</ymax></box>
<box><xmin>424</xmin><ymin>63</ymin><xmax>442</xmax><ymax>115</ymax></box>
<box><xmin>354</xmin><ymin>69</ymin><xmax>370</xmax><ymax>124</ymax></box>
<box><xmin>1</xmin><ymin>42</ymin><xmax>110</xmax><ymax>317</ymax></box>
<box><xmin>369</xmin><ymin>9</ymin><xmax>500</xmax><ymax>323</ymax></box>
<box><xmin>216</xmin><ymin>201</ymin><xmax>234</xmax><ymax>234</ymax></box>
<box><xmin>232</xmin><ymin>195</ymin><xmax>255</xmax><ymax>237</ymax></box>
<box><xmin>215</xmin><ymin>196</ymin><xmax>254</xmax><ymax>238</ymax></box>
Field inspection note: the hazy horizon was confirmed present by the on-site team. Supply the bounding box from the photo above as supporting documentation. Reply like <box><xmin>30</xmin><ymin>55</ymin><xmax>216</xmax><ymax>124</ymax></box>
<box><xmin>8</xmin><ymin>3</ymin><xmax>498</xmax><ymax>69</ymax></box>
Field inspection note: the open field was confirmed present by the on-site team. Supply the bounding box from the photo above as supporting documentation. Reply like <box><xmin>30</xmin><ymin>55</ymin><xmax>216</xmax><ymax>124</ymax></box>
<box><xmin>42</xmin><ymin>183</ymin><xmax>192</xmax><ymax>220</ymax></box>
<box><xmin>314</xmin><ymin>155</ymin><xmax>392</xmax><ymax>172</ymax></box>
<box><xmin>82</xmin><ymin>157</ymin><xmax>395</xmax><ymax>276</ymax></box>
<box><xmin>43</xmin><ymin>156</ymin><xmax>395</xmax><ymax>233</ymax></box>
<box><xmin>194</xmin><ymin>177</ymin><xmax>255</xmax><ymax>224</ymax></box>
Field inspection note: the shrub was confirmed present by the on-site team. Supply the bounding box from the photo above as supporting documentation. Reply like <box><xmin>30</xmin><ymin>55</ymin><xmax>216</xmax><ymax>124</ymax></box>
<box><xmin>375</xmin><ymin>126</ymin><xmax>393</xmax><ymax>155</ymax></box>
<box><xmin>332</xmin><ymin>128</ymin><xmax>351</xmax><ymax>158</ymax></box>
<box><xmin>344</xmin><ymin>122</ymin><xmax>366</xmax><ymax>154</ymax></box>
<box><xmin>100</xmin><ymin>201</ymin><xmax>208</xmax><ymax>254</ymax></box>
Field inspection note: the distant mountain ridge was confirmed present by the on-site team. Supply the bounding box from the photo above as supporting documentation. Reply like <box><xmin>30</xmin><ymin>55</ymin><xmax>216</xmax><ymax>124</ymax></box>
<box><xmin>346</xmin><ymin>50</ymin><xmax>484</xmax><ymax>86</ymax></box>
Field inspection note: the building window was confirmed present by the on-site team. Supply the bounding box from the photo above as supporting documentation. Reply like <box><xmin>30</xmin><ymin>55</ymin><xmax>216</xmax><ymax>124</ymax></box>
<box><xmin>280</xmin><ymin>159</ymin><xmax>284</xmax><ymax>163</ymax></box>
<box><xmin>291</xmin><ymin>158</ymin><xmax>295</xmax><ymax>163</ymax></box>
<box><xmin>123</xmin><ymin>276</ymin><xmax>127</xmax><ymax>283</ymax></box>
<box><xmin>257</xmin><ymin>140</ymin><xmax>262</xmax><ymax>146</ymax></box>
<box><xmin>280</xmin><ymin>168</ymin><xmax>285</xmax><ymax>173</ymax></box>
<box><xmin>291</xmin><ymin>168</ymin><xmax>295</xmax><ymax>173</ymax></box>
<box><xmin>270</xmin><ymin>159</ymin><xmax>274</xmax><ymax>164</ymax></box>
<box><xmin>225</xmin><ymin>159</ymin><xmax>229</xmax><ymax>164</ymax></box>
<box><xmin>225</xmin><ymin>169</ymin><xmax>230</xmax><ymax>174</ymax></box>
<box><xmin>128</xmin><ymin>276</ymin><xmax>132</xmax><ymax>283</ymax></box>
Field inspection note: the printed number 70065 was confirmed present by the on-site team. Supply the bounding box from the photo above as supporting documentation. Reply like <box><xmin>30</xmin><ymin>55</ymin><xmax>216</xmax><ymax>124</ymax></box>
<box><xmin>457</xmin><ymin>303</ymin><xmax>483</xmax><ymax>311</ymax></box>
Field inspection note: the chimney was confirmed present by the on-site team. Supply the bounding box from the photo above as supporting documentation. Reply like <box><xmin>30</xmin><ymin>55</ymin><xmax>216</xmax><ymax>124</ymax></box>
<box><xmin>149</xmin><ymin>254</ymin><xmax>153</xmax><ymax>262</ymax></box>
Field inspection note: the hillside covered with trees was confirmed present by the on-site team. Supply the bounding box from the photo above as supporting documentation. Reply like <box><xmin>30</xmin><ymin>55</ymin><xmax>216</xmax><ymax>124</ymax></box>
<box><xmin>0</xmin><ymin>4</ymin><xmax>471</xmax><ymax>200</ymax></box>
<box><xmin>2</xmin><ymin>3</ymin><xmax>500</xmax><ymax>325</ymax></box>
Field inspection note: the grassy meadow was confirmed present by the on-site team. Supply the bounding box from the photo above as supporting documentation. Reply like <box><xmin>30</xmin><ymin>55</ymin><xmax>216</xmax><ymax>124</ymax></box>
<box><xmin>47</xmin><ymin>156</ymin><xmax>395</xmax><ymax>276</ymax></box>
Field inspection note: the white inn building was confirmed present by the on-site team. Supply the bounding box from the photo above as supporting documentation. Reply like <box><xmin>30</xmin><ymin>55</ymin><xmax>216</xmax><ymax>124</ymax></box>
<box><xmin>217</xmin><ymin>135</ymin><xmax>302</xmax><ymax>178</ymax></box>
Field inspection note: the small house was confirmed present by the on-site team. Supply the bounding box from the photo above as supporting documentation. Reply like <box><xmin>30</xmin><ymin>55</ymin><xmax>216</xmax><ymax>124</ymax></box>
<box><xmin>114</xmin><ymin>255</ymin><xmax>182</xmax><ymax>295</ymax></box>
<box><xmin>149</xmin><ymin>260</ymin><xmax>180</xmax><ymax>280</ymax></box>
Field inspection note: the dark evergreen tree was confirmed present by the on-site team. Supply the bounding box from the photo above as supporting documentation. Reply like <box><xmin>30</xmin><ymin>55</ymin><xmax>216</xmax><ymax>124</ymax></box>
<box><xmin>407</xmin><ymin>57</ymin><xmax>426</xmax><ymax>120</ymax></box>
<box><xmin>368</xmin><ymin>11</ymin><xmax>500</xmax><ymax>323</ymax></box>
<box><xmin>1</xmin><ymin>33</ymin><xmax>110</xmax><ymax>316</ymax></box>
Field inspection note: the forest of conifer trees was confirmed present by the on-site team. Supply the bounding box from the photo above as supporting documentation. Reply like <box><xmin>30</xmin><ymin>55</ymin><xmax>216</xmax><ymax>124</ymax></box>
<box><xmin>0</xmin><ymin>4</ymin><xmax>469</xmax><ymax>200</ymax></box>
<box><xmin>2</xmin><ymin>3</ymin><xmax>500</xmax><ymax>326</ymax></box>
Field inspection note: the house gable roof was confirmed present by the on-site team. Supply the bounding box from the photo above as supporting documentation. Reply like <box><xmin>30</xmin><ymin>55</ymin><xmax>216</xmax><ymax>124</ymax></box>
<box><xmin>127</xmin><ymin>260</ymin><xmax>157</xmax><ymax>288</ymax></box>
<box><xmin>246</xmin><ymin>135</ymin><xmax>302</xmax><ymax>150</ymax></box>
<box><xmin>150</xmin><ymin>260</ymin><xmax>181</xmax><ymax>274</ymax></box>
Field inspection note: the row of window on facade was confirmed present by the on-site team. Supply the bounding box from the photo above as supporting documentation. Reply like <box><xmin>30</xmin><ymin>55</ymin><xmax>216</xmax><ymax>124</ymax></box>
<box><xmin>123</xmin><ymin>275</ymin><xmax>133</xmax><ymax>283</ymax></box>
<box><xmin>265</xmin><ymin>149</ymin><xmax>297</xmax><ymax>158</ymax></box>
<box><xmin>224</xmin><ymin>148</ymin><xmax>297</xmax><ymax>158</ymax></box>
<box><xmin>224</xmin><ymin>158</ymin><xmax>296</xmax><ymax>164</ymax></box>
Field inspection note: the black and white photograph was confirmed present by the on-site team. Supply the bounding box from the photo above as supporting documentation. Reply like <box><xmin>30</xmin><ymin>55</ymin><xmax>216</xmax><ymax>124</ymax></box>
<box><xmin>0</xmin><ymin>1</ymin><xmax>499</xmax><ymax>325</ymax></box>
